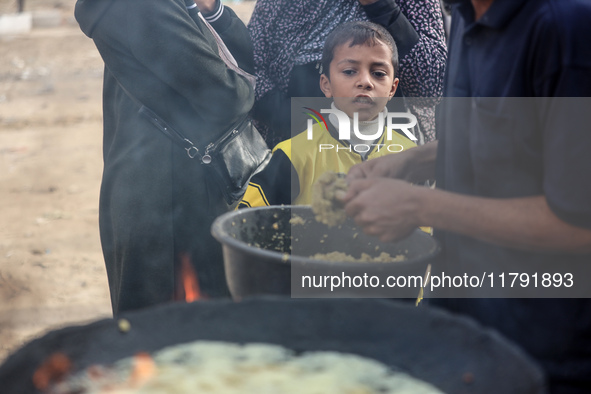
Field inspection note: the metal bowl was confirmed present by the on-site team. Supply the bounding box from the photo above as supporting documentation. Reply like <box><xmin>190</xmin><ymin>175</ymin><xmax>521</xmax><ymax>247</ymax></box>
<box><xmin>211</xmin><ymin>206</ymin><xmax>440</xmax><ymax>299</ymax></box>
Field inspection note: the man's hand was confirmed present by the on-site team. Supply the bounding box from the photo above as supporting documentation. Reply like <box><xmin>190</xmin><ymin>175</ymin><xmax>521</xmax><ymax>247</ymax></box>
<box><xmin>347</xmin><ymin>140</ymin><xmax>438</xmax><ymax>183</ymax></box>
<box><xmin>341</xmin><ymin>177</ymin><xmax>591</xmax><ymax>252</ymax></box>
<box><xmin>341</xmin><ymin>178</ymin><xmax>422</xmax><ymax>242</ymax></box>
<box><xmin>195</xmin><ymin>0</ymin><xmax>217</xmax><ymax>14</ymax></box>
<box><xmin>347</xmin><ymin>151</ymin><xmax>412</xmax><ymax>182</ymax></box>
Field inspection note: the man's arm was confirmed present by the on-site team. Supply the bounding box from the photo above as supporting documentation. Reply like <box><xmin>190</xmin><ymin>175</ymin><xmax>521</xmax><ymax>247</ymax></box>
<box><xmin>347</xmin><ymin>140</ymin><xmax>438</xmax><ymax>183</ymax></box>
<box><xmin>343</xmin><ymin>178</ymin><xmax>591</xmax><ymax>253</ymax></box>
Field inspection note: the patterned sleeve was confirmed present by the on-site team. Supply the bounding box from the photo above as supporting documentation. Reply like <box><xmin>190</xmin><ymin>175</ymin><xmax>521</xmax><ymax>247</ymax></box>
<box><xmin>397</xmin><ymin>0</ymin><xmax>447</xmax><ymax>99</ymax></box>
<box><xmin>247</xmin><ymin>0</ymin><xmax>275</xmax><ymax>101</ymax></box>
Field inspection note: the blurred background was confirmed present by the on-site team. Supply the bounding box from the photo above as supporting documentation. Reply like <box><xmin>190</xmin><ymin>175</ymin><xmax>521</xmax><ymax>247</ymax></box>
<box><xmin>0</xmin><ymin>0</ymin><xmax>256</xmax><ymax>363</ymax></box>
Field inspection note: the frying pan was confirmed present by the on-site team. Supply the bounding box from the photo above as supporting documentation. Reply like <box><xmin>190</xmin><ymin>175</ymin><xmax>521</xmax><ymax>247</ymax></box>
<box><xmin>0</xmin><ymin>298</ymin><xmax>546</xmax><ymax>393</ymax></box>
<box><xmin>211</xmin><ymin>205</ymin><xmax>440</xmax><ymax>298</ymax></box>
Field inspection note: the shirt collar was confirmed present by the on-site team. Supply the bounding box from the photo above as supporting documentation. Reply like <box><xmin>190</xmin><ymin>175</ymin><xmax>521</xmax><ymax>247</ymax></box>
<box><xmin>456</xmin><ymin>0</ymin><xmax>530</xmax><ymax>29</ymax></box>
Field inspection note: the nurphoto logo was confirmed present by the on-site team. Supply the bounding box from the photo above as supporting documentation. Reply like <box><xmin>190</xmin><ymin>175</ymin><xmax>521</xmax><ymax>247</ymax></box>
<box><xmin>303</xmin><ymin>106</ymin><xmax>418</xmax><ymax>154</ymax></box>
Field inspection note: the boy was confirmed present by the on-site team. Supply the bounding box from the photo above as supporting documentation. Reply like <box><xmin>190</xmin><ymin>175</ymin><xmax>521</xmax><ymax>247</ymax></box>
<box><xmin>238</xmin><ymin>21</ymin><xmax>417</xmax><ymax>208</ymax></box>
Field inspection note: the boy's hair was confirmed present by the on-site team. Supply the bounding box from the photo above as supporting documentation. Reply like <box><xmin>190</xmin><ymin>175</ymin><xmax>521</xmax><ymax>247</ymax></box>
<box><xmin>321</xmin><ymin>21</ymin><xmax>399</xmax><ymax>78</ymax></box>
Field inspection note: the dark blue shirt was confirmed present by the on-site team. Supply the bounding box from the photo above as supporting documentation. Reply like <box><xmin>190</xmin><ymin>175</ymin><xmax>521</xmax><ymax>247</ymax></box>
<box><xmin>433</xmin><ymin>0</ymin><xmax>591</xmax><ymax>392</ymax></box>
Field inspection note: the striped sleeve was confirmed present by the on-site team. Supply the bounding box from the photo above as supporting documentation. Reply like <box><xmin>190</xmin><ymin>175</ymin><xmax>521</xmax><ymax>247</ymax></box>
<box><xmin>237</xmin><ymin>149</ymin><xmax>299</xmax><ymax>208</ymax></box>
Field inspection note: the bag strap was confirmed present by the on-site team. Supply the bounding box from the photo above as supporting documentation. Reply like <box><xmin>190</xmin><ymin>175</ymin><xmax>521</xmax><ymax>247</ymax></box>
<box><xmin>117</xmin><ymin>72</ymin><xmax>250</xmax><ymax>165</ymax></box>
<box><xmin>105</xmin><ymin>63</ymin><xmax>203</xmax><ymax>160</ymax></box>
<box><xmin>138</xmin><ymin>105</ymin><xmax>201</xmax><ymax>159</ymax></box>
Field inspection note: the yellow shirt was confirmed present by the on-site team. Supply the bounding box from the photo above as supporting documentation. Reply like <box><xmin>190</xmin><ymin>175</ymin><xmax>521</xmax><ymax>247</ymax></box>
<box><xmin>238</xmin><ymin>122</ymin><xmax>416</xmax><ymax>208</ymax></box>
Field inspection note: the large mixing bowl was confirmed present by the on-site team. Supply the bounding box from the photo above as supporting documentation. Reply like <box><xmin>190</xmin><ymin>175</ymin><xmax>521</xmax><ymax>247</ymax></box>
<box><xmin>211</xmin><ymin>206</ymin><xmax>440</xmax><ymax>299</ymax></box>
<box><xmin>0</xmin><ymin>298</ymin><xmax>546</xmax><ymax>394</ymax></box>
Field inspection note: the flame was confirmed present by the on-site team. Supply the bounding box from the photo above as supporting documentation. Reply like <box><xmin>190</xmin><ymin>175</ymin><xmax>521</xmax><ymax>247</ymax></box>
<box><xmin>130</xmin><ymin>352</ymin><xmax>156</xmax><ymax>387</ymax></box>
<box><xmin>32</xmin><ymin>352</ymin><xmax>72</xmax><ymax>391</ymax></box>
<box><xmin>179</xmin><ymin>253</ymin><xmax>203</xmax><ymax>302</ymax></box>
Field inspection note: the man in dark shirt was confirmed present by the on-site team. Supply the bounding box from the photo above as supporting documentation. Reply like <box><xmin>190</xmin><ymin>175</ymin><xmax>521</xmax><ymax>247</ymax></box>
<box><xmin>340</xmin><ymin>0</ymin><xmax>591</xmax><ymax>392</ymax></box>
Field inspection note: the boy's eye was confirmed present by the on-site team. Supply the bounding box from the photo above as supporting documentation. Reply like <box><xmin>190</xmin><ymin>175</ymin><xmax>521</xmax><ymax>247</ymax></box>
<box><xmin>373</xmin><ymin>71</ymin><xmax>387</xmax><ymax>78</ymax></box>
<box><xmin>342</xmin><ymin>69</ymin><xmax>356</xmax><ymax>76</ymax></box>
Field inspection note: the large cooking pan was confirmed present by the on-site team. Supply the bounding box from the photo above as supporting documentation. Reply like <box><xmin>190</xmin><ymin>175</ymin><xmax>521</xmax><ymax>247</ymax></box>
<box><xmin>0</xmin><ymin>298</ymin><xmax>546</xmax><ymax>393</ymax></box>
<box><xmin>212</xmin><ymin>206</ymin><xmax>440</xmax><ymax>298</ymax></box>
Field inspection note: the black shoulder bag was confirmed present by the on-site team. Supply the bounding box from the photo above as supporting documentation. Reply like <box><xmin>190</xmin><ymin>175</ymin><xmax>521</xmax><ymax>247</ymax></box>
<box><xmin>138</xmin><ymin>105</ymin><xmax>271</xmax><ymax>205</ymax></box>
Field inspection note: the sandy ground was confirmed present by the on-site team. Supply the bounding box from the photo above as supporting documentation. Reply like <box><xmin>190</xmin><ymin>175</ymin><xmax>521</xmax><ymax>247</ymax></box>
<box><xmin>0</xmin><ymin>0</ymin><xmax>255</xmax><ymax>364</ymax></box>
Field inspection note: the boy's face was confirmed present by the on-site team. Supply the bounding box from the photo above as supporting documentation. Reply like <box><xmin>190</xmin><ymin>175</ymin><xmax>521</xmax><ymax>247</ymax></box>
<box><xmin>320</xmin><ymin>40</ymin><xmax>399</xmax><ymax>122</ymax></box>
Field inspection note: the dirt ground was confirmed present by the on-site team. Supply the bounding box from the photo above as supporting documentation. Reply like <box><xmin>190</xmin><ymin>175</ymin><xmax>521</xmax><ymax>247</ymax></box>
<box><xmin>0</xmin><ymin>0</ymin><xmax>255</xmax><ymax>364</ymax></box>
